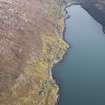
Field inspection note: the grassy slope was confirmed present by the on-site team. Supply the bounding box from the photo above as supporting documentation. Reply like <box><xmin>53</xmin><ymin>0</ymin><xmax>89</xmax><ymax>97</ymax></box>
<box><xmin>0</xmin><ymin>0</ymin><xmax>69</xmax><ymax>105</ymax></box>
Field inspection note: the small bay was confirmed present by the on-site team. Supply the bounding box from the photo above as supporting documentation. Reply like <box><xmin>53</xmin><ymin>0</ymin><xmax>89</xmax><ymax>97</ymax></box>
<box><xmin>53</xmin><ymin>5</ymin><xmax>105</xmax><ymax>105</ymax></box>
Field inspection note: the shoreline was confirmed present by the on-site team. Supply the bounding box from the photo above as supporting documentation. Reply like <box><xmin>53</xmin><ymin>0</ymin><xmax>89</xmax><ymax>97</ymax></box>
<box><xmin>64</xmin><ymin>1</ymin><xmax>105</xmax><ymax>33</ymax></box>
<box><xmin>80</xmin><ymin>5</ymin><xmax>105</xmax><ymax>34</ymax></box>
<box><xmin>51</xmin><ymin>2</ymin><xmax>71</xmax><ymax>105</ymax></box>
<box><xmin>51</xmin><ymin>3</ymin><xmax>84</xmax><ymax>105</ymax></box>
<box><xmin>52</xmin><ymin>2</ymin><xmax>105</xmax><ymax>105</ymax></box>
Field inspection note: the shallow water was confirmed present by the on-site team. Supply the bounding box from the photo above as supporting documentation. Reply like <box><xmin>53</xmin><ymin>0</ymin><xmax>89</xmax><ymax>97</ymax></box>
<box><xmin>53</xmin><ymin>5</ymin><xmax>105</xmax><ymax>105</ymax></box>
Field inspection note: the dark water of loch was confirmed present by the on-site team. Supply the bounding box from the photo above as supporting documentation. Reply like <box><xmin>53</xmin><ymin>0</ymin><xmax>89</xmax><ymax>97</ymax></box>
<box><xmin>53</xmin><ymin>5</ymin><xmax>105</xmax><ymax>105</ymax></box>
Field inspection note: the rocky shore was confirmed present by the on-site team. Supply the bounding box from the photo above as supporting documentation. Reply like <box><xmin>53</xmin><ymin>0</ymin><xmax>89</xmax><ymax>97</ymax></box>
<box><xmin>1</xmin><ymin>0</ymin><xmax>105</xmax><ymax>105</ymax></box>
<box><xmin>0</xmin><ymin>0</ymin><xmax>69</xmax><ymax>105</ymax></box>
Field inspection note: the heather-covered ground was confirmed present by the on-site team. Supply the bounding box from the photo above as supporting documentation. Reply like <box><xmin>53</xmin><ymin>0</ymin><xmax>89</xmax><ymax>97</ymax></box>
<box><xmin>0</xmin><ymin>0</ymin><xmax>68</xmax><ymax>105</ymax></box>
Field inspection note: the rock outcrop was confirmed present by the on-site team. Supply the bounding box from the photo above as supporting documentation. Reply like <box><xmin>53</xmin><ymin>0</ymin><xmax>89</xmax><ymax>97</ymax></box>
<box><xmin>0</xmin><ymin>0</ymin><xmax>69</xmax><ymax>105</ymax></box>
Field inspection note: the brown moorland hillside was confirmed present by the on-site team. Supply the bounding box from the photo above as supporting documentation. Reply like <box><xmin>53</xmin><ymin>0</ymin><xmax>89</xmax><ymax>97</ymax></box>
<box><xmin>0</xmin><ymin>0</ymin><xmax>69</xmax><ymax>105</ymax></box>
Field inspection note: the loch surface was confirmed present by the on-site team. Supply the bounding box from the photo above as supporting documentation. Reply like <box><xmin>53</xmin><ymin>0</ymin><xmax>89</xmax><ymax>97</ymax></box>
<box><xmin>53</xmin><ymin>5</ymin><xmax>105</xmax><ymax>105</ymax></box>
